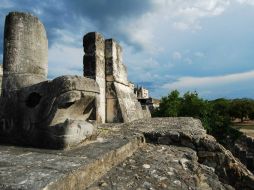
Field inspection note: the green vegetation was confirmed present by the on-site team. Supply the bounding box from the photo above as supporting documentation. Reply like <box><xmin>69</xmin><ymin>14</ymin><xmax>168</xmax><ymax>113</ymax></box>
<box><xmin>152</xmin><ymin>90</ymin><xmax>254</xmax><ymax>145</ymax></box>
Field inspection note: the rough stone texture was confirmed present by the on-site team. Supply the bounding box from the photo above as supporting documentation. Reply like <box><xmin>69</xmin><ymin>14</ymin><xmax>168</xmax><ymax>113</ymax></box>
<box><xmin>89</xmin><ymin>144</ymin><xmax>234</xmax><ymax>190</ymax></box>
<box><xmin>1</xmin><ymin>118</ymin><xmax>253</xmax><ymax>190</ymax></box>
<box><xmin>0</xmin><ymin>76</ymin><xmax>100</xmax><ymax>149</ymax></box>
<box><xmin>234</xmin><ymin>135</ymin><xmax>254</xmax><ymax>173</ymax></box>
<box><xmin>83</xmin><ymin>32</ymin><xmax>106</xmax><ymax>123</ymax></box>
<box><xmin>2</xmin><ymin>12</ymin><xmax>48</xmax><ymax>95</ymax></box>
<box><xmin>105</xmin><ymin>39</ymin><xmax>128</xmax><ymax>85</ymax></box>
<box><xmin>114</xmin><ymin>82</ymin><xmax>146</xmax><ymax>122</ymax></box>
<box><xmin>105</xmin><ymin>39</ymin><xmax>147</xmax><ymax>123</ymax></box>
<box><xmin>0</xmin><ymin>65</ymin><xmax>2</xmax><ymax>96</ymax></box>
<box><xmin>122</xmin><ymin>118</ymin><xmax>254</xmax><ymax>190</ymax></box>
<box><xmin>0</xmin><ymin>127</ymin><xmax>143</xmax><ymax>190</ymax></box>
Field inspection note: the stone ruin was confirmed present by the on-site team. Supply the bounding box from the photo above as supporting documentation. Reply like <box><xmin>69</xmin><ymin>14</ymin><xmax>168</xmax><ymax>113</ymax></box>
<box><xmin>0</xmin><ymin>12</ymin><xmax>150</xmax><ymax>149</ymax></box>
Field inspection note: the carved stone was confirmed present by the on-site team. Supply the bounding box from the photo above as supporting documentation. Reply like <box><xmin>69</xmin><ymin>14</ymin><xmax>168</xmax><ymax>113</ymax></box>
<box><xmin>83</xmin><ymin>32</ymin><xmax>106</xmax><ymax>123</ymax></box>
<box><xmin>105</xmin><ymin>39</ymin><xmax>147</xmax><ymax>123</ymax></box>
<box><xmin>0</xmin><ymin>76</ymin><xmax>99</xmax><ymax>149</ymax></box>
<box><xmin>0</xmin><ymin>12</ymin><xmax>100</xmax><ymax>149</ymax></box>
<box><xmin>2</xmin><ymin>12</ymin><xmax>48</xmax><ymax>95</ymax></box>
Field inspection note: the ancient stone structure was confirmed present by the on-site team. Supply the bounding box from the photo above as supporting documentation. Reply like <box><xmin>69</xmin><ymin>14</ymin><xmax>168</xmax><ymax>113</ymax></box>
<box><xmin>83</xmin><ymin>34</ymin><xmax>150</xmax><ymax>123</ymax></box>
<box><xmin>234</xmin><ymin>135</ymin><xmax>254</xmax><ymax>173</ymax></box>
<box><xmin>2</xmin><ymin>12</ymin><xmax>48</xmax><ymax>96</ymax></box>
<box><xmin>83</xmin><ymin>32</ymin><xmax>106</xmax><ymax>123</ymax></box>
<box><xmin>1</xmin><ymin>118</ymin><xmax>254</xmax><ymax>190</ymax></box>
<box><xmin>0</xmin><ymin>12</ymin><xmax>149</xmax><ymax>149</ymax></box>
<box><xmin>104</xmin><ymin>39</ymin><xmax>147</xmax><ymax>122</ymax></box>
<box><xmin>0</xmin><ymin>11</ymin><xmax>253</xmax><ymax>190</ymax></box>
<box><xmin>0</xmin><ymin>12</ymin><xmax>100</xmax><ymax>149</ymax></box>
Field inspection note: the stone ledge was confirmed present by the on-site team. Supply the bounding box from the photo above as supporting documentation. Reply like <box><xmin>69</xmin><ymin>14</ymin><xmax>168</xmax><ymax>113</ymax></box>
<box><xmin>0</xmin><ymin>129</ymin><xmax>144</xmax><ymax>190</ymax></box>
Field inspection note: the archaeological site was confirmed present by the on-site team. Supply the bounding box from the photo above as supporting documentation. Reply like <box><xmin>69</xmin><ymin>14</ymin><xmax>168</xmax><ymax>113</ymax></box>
<box><xmin>0</xmin><ymin>12</ymin><xmax>254</xmax><ymax>190</ymax></box>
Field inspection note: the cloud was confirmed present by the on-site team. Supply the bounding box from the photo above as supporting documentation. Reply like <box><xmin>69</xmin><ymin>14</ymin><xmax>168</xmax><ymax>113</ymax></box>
<box><xmin>48</xmin><ymin>43</ymin><xmax>83</xmax><ymax>78</ymax></box>
<box><xmin>236</xmin><ymin>0</ymin><xmax>254</xmax><ymax>5</ymax></box>
<box><xmin>117</xmin><ymin>0</ymin><xmax>231</xmax><ymax>52</ymax></box>
<box><xmin>163</xmin><ymin>70</ymin><xmax>254</xmax><ymax>89</ymax></box>
<box><xmin>194</xmin><ymin>52</ymin><xmax>205</xmax><ymax>58</ymax></box>
<box><xmin>172</xmin><ymin>51</ymin><xmax>182</xmax><ymax>60</ymax></box>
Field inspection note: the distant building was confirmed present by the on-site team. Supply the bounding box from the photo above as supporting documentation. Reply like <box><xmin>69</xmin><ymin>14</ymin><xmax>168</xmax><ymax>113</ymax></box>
<box><xmin>134</xmin><ymin>86</ymin><xmax>149</xmax><ymax>99</ymax></box>
<box><xmin>132</xmin><ymin>85</ymin><xmax>160</xmax><ymax>112</ymax></box>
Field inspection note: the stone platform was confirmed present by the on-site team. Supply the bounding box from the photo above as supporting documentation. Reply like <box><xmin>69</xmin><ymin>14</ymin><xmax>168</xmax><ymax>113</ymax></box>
<box><xmin>0</xmin><ymin>118</ymin><xmax>254</xmax><ymax>190</ymax></box>
<box><xmin>0</xmin><ymin>127</ymin><xmax>143</xmax><ymax>190</ymax></box>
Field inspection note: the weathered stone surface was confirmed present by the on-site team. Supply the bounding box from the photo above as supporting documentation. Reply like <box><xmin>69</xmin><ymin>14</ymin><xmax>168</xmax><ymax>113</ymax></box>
<box><xmin>0</xmin><ymin>76</ymin><xmax>100</xmax><ymax>149</ymax></box>
<box><xmin>233</xmin><ymin>134</ymin><xmax>254</xmax><ymax>173</ymax></box>
<box><xmin>0</xmin><ymin>127</ymin><xmax>143</xmax><ymax>190</ymax></box>
<box><xmin>114</xmin><ymin>82</ymin><xmax>146</xmax><ymax>122</ymax></box>
<box><xmin>121</xmin><ymin>118</ymin><xmax>254</xmax><ymax>190</ymax></box>
<box><xmin>83</xmin><ymin>32</ymin><xmax>106</xmax><ymax>123</ymax></box>
<box><xmin>89</xmin><ymin>144</ymin><xmax>234</xmax><ymax>190</ymax></box>
<box><xmin>0</xmin><ymin>118</ymin><xmax>253</xmax><ymax>190</ymax></box>
<box><xmin>2</xmin><ymin>12</ymin><xmax>48</xmax><ymax>95</ymax></box>
<box><xmin>104</xmin><ymin>38</ymin><xmax>148</xmax><ymax>123</ymax></box>
<box><xmin>105</xmin><ymin>39</ymin><xmax>127</xmax><ymax>85</ymax></box>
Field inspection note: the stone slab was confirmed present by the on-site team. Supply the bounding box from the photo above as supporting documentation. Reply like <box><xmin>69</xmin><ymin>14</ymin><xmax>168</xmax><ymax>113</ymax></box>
<box><xmin>113</xmin><ymin>82</ymin><xmax>145</xmax><ymax>122</ymax></box>
<box><xmin>0</xmin><ymin>127</ymin><xmax>144</xmax><ymax>190</ymax></box>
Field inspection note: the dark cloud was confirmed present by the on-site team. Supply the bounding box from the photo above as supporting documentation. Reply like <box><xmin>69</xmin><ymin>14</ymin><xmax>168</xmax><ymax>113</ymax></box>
<box><xmin>0</xmin><ymin>0</ymin><xmax>152</xmax><ymax>59</ymax></box>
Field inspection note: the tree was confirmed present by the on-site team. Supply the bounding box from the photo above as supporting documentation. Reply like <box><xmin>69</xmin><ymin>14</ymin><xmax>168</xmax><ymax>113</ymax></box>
<box><xmin>156</xmin><ymin>90</ymin><xmax>182</xmax><ymax>117</ymax></box>
<box><xmin>180</xmin><ymin>91</ymin><xmax>209</xmax><ymax>119</ymax></box>
<box><xmin>229</xmin><ymin>99</ymin><xmax>253</xmax><ymax>122</ymax></box>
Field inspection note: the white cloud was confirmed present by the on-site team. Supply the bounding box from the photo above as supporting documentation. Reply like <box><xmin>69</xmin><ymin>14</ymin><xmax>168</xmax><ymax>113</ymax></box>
<box><xmin>163</xmin><ymin>70</ymin><xmax>254</xmax><ymax>89</ymax></box>
<box><xmin>172</xmin><ymin>51</ymin><xmax>182</xmax><ymax>60</ymax></box>
<box><xmin>48</xmin><ymin>43</ymin><xmax>83</xmax><ymax>78</ymax></box>
<box><xmin>236</xmin><ymin>0</ymin><xmax>254</xmax><ymax>5</ymax></box>
<box><xmin>194</xmin><ymin>52</ymin><xmax>205</xmax><ymax>58</ymax></box>
<box><xmin>119</xmin><ymin>0</ymin><xmax>231</xmax><ymax>52</ymax></box>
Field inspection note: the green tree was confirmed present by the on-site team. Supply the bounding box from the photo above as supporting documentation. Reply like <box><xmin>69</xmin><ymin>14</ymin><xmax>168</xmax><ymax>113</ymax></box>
<box><xmin>229</xmin><ymin>99</ymin><xmax>253</xmax><ymax>122</ymax></box>
<box><xmin>156</xmin><ymin>90</ymin><xmax>182</xmax><ymax>117</ymax></box>
<box><xmin>179</xmin><ymin>91</ymin><xmax>209</xmax><ymax>119</ymax></box>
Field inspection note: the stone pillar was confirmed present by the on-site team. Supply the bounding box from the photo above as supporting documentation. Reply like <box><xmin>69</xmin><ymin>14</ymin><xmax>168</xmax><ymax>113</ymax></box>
<box><xmin>105</xmin><ymin>39</ymin><xmax>124</xmax><ymax>123</ymax></box>
<box><xmin>2</xmin><ymin>12</ymin><xmax>48</xmax><ymax>95</ymax></box>
<box><xmin>105</xmin><ymin>39</ymin><xmax>148</xmax><ymax>123</ymax></box>
<box><xmin>83</xmin><ymin>32</ymin><xmax>106</xmax><ymax>123</ymax></box>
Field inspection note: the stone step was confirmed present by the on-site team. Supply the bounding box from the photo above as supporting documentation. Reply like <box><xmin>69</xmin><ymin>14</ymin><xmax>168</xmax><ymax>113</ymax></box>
<box><xmin>0</xmin><ymin>128</ymin><xmax>144</xmax><ymax>190</ymax></box>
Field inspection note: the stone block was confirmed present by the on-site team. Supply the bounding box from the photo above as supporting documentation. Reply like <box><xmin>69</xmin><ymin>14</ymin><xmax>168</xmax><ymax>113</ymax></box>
<box><xmin>83</xmin><ymin>32</ymin><xmax>106</xmax><ymax>123</ymax></box>
<box><xmin>105</xmin><ymin>39</ymin><xmax>128</xmax><ymax>85</ymax></box>
<box><xmin>106</xmin><ymin>98</ymin><xmax>123</xmax><ymax>123</ymax></box>
<box><xmin>114</xmin><ymin>82</ymin><xmax>144</xmax><ymax>123</ymax></box>
<box><xmin>2</xmin><ymin>12</ymin><xmax>48</xmax><ymax>95</ymax></box>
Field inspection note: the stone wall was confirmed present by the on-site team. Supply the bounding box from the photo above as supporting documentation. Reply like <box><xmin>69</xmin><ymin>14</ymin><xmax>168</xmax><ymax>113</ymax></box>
<box><xmin>2</xmin><ymin>12</ymin><xmax>48</xmax><ymax>95</ymax></box>
<box><xmin>233</xmin><ymin>135</ymin><xmax>254</xmax><ymax>173</ymax></box>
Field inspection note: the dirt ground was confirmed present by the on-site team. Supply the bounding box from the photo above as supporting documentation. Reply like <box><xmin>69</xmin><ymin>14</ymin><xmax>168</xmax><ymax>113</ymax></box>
<box><xmin>231</xmin><ymin>120</ymin><xmax>254</xmax><ymax>138</ymax></box>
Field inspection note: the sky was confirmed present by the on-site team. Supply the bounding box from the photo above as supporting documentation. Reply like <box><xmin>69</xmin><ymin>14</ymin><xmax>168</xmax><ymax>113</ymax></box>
<box><xmin>0</xmin><ymin>0</ymin><xmax>254</xmax><ymax>100</ymax></box>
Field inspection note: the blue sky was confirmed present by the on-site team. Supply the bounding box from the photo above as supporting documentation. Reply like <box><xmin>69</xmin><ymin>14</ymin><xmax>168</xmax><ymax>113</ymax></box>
<box><xmin>0</xmin><ymin>0</ymin><xmax>254</xmax><ymax>99</ymax></box>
